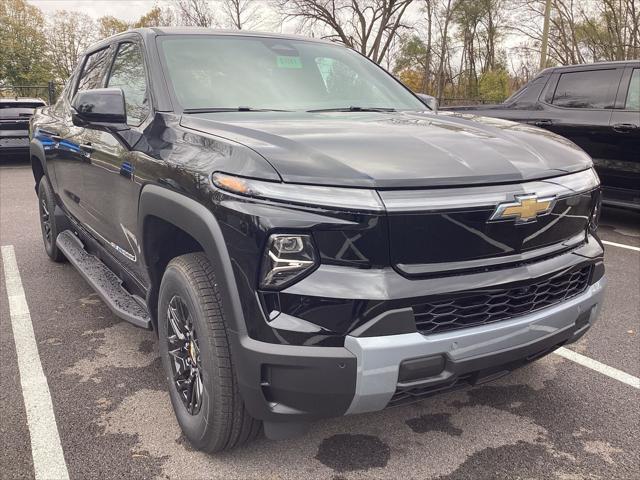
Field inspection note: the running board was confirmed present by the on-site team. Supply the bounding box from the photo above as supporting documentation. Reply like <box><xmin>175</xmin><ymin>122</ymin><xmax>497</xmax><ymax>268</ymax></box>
<box><xmin>56</xmin><ymin>230</ymin><xmax>151</xmax><ymax>329</ymax></box>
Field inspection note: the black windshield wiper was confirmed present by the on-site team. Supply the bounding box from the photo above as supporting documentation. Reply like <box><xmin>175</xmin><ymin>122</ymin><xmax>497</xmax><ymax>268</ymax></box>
<box><xmin>307</xmin><ymin>106</ymin><xmax>396</xmax><ymax>113</ymax></box>
<box><xmin>183</xmin><ymin>107</ymin><xmax>292</xmax><ymax>113</ymax></box>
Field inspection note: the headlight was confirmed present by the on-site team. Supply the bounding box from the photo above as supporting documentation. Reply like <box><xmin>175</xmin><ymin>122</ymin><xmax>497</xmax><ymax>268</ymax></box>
<box><xmin>212</xmin><ymin>172</ymin><xmax>384</xmax><ymax>212</ymax></box>
<box><xmin>260</xmin><ymin>234</ymin><xmax>317</xmax><ymax>290</ymax></box>
<box><xmin>590</xmin><ymin>191</ymin><xmax>602</xmax><ymax>231</ymax></box>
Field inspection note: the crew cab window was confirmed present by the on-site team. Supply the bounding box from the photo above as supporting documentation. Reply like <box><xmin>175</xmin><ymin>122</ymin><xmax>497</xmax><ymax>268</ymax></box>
<box><xmin>551</xmin><ymin>69</ymin><xmax>620</xmax><ymax>109</ymax></box>
<box><xmin>625</xmin><ymin>69</ymin><xmax>640</xmax><ymax>110</ymax></box>
<box><xmin>505</xmin><ymin>75</ymin><xmax>547</xmax><ymax>106</ymax></box>
<box><xmin>77</xmin><ymin>48</ymin><xmax>111</xmax><ymax>92</ymax></box>
<box><xmin>106</xmin><ymin>42</ymin><xmax>149</xmax><ymax>126</ymax></box>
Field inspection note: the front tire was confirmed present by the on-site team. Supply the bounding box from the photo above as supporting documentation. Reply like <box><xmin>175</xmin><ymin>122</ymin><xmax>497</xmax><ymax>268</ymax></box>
<box><xmin>158</xmin><ymin>252</ymin><xmax>261</xmax><ymax>452</ymax></box>
<box><xmin>37</xmin><ymin>178</ymin><xmax>65</xmax><ymax>262</ymax></box>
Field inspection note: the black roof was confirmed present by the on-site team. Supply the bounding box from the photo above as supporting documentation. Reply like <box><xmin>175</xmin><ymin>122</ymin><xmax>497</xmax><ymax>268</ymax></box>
<box><xmin>546</xmin><ymin>60</ymin><xmax>638</xmax><ymax>73</ymax></box>
<box><xmin>89</xmin><ymin>27</ymin><xmax>334</xmax><ymax>51</ymax></box>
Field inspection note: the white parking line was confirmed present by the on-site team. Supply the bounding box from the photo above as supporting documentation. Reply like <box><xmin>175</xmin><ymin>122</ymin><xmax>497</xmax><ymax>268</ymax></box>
<box><xmin>554</xmin><ymin>347</ymin><xmax>640</xmax><ymax>389</ymax></box>
<box><xmin>602</xmin><ymin>240</ymin><xmax>640</xmax><ymax>252</ymax></box>
<box><xmin>1</xmin><ymin>245</ymin><xmax>69</xmax><ymax>480</ymax></box>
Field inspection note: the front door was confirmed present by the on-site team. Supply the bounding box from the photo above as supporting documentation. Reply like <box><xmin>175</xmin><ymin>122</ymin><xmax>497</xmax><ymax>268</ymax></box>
<box><xmin>78</xmin><ymin>40</ymin><xmax>151</xmax><ymax>278</ymax></box>
<box><xmin>52</xmin><ymin>47</ymin><xmax>113</xmax><ymax>223</ymax></box>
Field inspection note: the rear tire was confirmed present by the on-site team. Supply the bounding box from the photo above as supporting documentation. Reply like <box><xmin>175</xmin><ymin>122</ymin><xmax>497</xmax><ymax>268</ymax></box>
<box><xmin>37</xmin><ymin>178</ymin><xmax>65</xmax><ymax>262</ymax></box>
<box><xmin>158</xmin><ymin>252</ymin><xmax>261</xmax><ymax>452</ymax></box>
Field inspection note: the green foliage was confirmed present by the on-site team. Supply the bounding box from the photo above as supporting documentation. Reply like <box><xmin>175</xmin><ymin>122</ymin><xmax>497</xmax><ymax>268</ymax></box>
<box><xmin>46</xmin><ymin>10</ymin><xmax>97</xmax><ymax>81</ymax></box>
<box><xmin>98</xmin><ymin>15</ymin><xmax>130</xmax><ymax>39</ymax></box>
<box><xmin>478</xmin><ymin>68</ymin><xmax>510</xmax><ymax>102</ymax></box>
<box><xmin>394</xmin><ymin>35</ymin><xmax>428</xmax><ymax>73</ymax></box>
<box><xmin>0</xmin><ymin>0</ymin><xmax>53</xmax><ymax>88</ymax></box>
<box><xmin>393</xmin><ymin>35</ymin><xmax>431</xmax><ymax>93</ymax></box>
<box><xmin>134</xmin><ymin>6</ymin><xmax>174</xmax><ymax>28</ymax></box>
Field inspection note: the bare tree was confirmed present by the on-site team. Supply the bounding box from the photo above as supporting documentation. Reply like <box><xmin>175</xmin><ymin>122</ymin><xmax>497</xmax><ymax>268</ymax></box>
<box><xmin>46</xmin><ymin>10</ymin><xmax>97</xmax><ymax>80</ymax></box>
<box><xmin>511</xmin><ymin>0</ymin><xmax>638</xmax><ymax>66</ymax></box>
<box><xmin>421</xmin><ymin>0</ymin><xmax>434</xmax><ymax>92</ymax></box>
<box><xmin>174</xmin><ymin>0</ymin><xmax>214</xmax><ymax>27</ymax></box>
<box><xmin>221</xmin><ymin>0</ymin><xmax>264</xmax><ymax>30</ymax></box>
<box><xmin>277</xmin><ymin>0</ymin><xmax>416</xmax><ymax>64</ymax></box>
<box><xmin>434</xmin><ymin>0</ymin><xmax>454</xmax><ymax>100</ymax></box>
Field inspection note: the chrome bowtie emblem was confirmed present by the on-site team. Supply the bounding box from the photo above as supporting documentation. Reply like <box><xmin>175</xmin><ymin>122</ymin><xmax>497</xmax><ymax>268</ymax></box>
<box><xmin>489</xmin><ymin>194</ymin><xmax>556</xmax><ymax>223</ymax></box>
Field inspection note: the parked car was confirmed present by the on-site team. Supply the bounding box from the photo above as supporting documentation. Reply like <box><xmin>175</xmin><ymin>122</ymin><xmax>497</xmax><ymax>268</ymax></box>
<box><xmin>0</xmin><ymin>97</ymin><xmax>46</xmax><ymax>158</ymax></box>
<box><xmin>30</xmin><ymin>28</ymin><xmax>606</xmax><ymax>452</ymax></box>
<box><xmin>444</xmin><ymin>61</ymin><xmax>640</xmax><ymax>210</ymax></box>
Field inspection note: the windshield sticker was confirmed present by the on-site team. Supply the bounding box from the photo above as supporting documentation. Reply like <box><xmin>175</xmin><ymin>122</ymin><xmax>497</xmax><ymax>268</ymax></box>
<box><xmin>276</xmin><ymin>56</ymin><xmax>302</xmax><ymax>69</ymax></box>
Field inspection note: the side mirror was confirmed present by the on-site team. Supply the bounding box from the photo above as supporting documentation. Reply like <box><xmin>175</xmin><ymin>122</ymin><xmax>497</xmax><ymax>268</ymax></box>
<box><xmin>416</xmin><ymin>93</ymin><xmax>438</xmax><ymax>113</ymax></box>
<box><xmin>71</xmin><ymin>88</ymin><xmax>127</xmax><ymax>129</ymax></box>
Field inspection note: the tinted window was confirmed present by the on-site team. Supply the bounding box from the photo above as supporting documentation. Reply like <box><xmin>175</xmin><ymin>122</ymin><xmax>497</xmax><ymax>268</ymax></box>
<box><xmin>77</xmin><ymin>48</ymin><xmax>111</xmax><ymax>92</ymax></box>
<box><xmin>107</xmin><ymin>42</ymin><xmax>149</xmax><ymax>126</ymax></box>
<box><xmin>625</xmin><ymin>69</ymin><xmax>640</xmax><ymax>110</ymax></box>
<box><xmin>551</xmin><ymin>69</ymin><xmax>620</xmax><ymax>109</ymax></box>
<box><xmin>506</xmin><ymin>75</ymin><xmax>548</xmax><ymax>107</ymax></box>
<box><xmin>160</xmin><ymin>36</ymin><xmax>425</xmax><ymax>112</ymax></box>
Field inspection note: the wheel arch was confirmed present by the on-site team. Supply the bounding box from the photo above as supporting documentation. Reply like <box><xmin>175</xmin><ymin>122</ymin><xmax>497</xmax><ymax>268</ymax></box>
<box><xmin>138</xmin><ymin>185</ymin><xmax>247</xmax><ymax>336</ymax></box>
<box><xmin>30</xmin><ymin>139</ymin><xmax>47</xmax><ymax>192</ymax></box>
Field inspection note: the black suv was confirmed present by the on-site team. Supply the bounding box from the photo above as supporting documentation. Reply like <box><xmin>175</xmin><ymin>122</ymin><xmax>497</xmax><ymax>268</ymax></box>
<box><xmin>1</xmin><ymin>97</ymin><xmax>46</xmax><ymax>157</ymax></box>
<box><xmin>446</xmin><ymin>61</ymin><xmax>640</xmax><ymax>210</ymax></box>
<box><xmin>30</xmin><ymin>28</ymin><xmax>606</xmax><ymax>452</ymax></box>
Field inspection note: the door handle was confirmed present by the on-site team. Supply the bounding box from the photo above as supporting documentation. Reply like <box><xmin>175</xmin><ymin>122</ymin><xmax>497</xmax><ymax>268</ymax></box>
<box><xmin>612</xmin><ymin>123</ymin><xmax>637</xmax><ymax>133</ymax></box>
<box><xmin>79</xmin><ymin>143</ymin><xmax>93</xmax><ymax>153</ymax></box>
<box><xmin>534</xmin><ymin>119</ymin><xmax>553</xmax><ymax>127</ymax></box>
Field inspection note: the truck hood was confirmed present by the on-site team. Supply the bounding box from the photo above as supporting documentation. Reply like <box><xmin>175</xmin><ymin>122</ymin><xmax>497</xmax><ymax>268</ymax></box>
<box><xmin>180</xmin><ymin>110</ymin><xmax>592</xmax><ymax>188</ymax></box>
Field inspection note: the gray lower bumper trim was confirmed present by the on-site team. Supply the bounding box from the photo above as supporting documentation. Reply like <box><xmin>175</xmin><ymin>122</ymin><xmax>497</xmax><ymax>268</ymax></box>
<box><xmin>344</xmin><ymin>277</ymin><xmax>606</xmax><ymax>415</ymax></box>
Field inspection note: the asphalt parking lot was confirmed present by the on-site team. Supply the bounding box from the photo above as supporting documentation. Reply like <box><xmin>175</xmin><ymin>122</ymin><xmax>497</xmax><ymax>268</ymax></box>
<box><xmin>1</xmin><ymin>157</ymin><xmax>639</xmax><ymax>480</ymax></box>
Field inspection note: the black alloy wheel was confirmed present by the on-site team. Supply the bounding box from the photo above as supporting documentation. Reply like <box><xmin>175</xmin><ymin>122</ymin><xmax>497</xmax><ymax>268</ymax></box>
<box><xmin>166</xmin><ymin>295</ymin><xmax>204</xmax><ymax>415</ymax></box>
<box><xmin>40</xmin><ymin>196</ymin><xmax>52</xmax><ymax>243</ymax></box>
<box><xmin>37</xmin><ymin>178</ymin><xmax>65</xmax><ymax>262</ymax></box>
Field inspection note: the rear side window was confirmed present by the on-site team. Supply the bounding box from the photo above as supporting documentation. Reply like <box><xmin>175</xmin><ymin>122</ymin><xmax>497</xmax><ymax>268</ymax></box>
<box><xmin>77</xmin><ymin>48</ymin><xmax>112</xmax><ymax>92</ymax></box>
<box><xmin>625</xmin><ymin>69</ymin><xmax>639</xmax><ymax>110</ymax></box>
<box><xmin>506</xmin><ymin>75</ymin><xmax>547</xmax><ymax>105</ymax></box>
<box><xmin>551</xmin><ymin>69</ymin><xmax>620</xmax><ymax>109</ymax></box>
<box><xmin>106</xmin><ymin>42</ymin><xmax>149</xmax><ymax>126</ymax></box>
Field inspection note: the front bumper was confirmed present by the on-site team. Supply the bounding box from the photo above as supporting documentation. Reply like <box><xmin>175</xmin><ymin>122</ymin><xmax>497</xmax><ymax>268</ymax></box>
<box><xmin>234</xmin><ymin>275</ymin><xmax>606</xmax><ymax>422</ymax></box>
<box><xmin>345</xmin><ymin>276</ymin><xmax>606</xmax><ymax>413</ymax></box>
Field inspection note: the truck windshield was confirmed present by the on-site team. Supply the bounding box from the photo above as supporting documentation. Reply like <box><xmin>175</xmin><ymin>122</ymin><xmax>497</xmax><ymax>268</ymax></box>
<box><xmin>158</xmin><ymin>35</ymin><xmax>426</xmax><ymax>113</ymax></box>
<box><xmin>0</xmin><ymin>102</ymin><xmax>44</xmax><ymax>118</ymax></box>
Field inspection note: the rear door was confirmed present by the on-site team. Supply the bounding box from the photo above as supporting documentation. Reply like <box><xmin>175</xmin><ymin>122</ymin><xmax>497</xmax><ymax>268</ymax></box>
<box><xmin>528</xmin><ymin>66</ymin><xmax>623</xmax><ymax>164</ymax></box>
<box><xmin>606</xmin><ymin>66</ymin><xmax>640</xmax><ymax>205</ymax></box>
<box><xmin>77</xmin><ymin>39</ymin><xmax>151</xmax><ymax>275</ymax></box>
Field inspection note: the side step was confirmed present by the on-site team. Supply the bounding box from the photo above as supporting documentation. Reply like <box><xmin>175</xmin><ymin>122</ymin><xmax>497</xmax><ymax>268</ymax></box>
<box><xmin>56</xmin><ymin>230</ymin><xmax>151</xmax><ymax>329</ymax></box>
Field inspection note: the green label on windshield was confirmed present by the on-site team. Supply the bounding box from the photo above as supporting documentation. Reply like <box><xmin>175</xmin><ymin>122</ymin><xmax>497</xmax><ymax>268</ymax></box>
<box><xmin>277</xmin><ymin>56</ymin><xmax>302</xmax><ymax>69</ymax></box>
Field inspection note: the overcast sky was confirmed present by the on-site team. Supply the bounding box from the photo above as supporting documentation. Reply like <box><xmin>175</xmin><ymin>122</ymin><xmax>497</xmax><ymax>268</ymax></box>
<box><xmin>31</xmin><ymin>0</ymin><xmax>175</xmax><ymax>22</ymax></box>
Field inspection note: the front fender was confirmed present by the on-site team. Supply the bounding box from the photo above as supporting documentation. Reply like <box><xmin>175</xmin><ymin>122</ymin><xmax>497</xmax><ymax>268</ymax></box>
<box><xmin>137</xmin><ymin>184</ymin><xmax>248</xmax><ymax>336</ymax></box>
<box><xmin>29</xmin><ymin>137</ymin><xmax>53</xmax><ymax>192</ymax></box>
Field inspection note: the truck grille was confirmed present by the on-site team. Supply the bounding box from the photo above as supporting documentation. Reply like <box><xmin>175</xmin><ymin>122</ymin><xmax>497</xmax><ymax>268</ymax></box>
<box><xmin>413</xmin><ymin>266</ymin><xmax>592</xmax><ymax>335</ymax></box>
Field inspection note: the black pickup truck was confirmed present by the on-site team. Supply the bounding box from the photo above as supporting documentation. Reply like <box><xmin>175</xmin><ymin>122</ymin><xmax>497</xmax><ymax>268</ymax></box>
<box><xmin>30</xmin><ymin>28</ymin><xmax>606</xmax><ymax>452</ymax></box>
<box><xmin>1</xmin><ymin>97</ymin><xmax>46</xmax><ymax>157</ymax></box>
<box><xmin>445</xmin><ymin>61</ymin><xmax>640</xmax><ymax>210</ymax></box>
